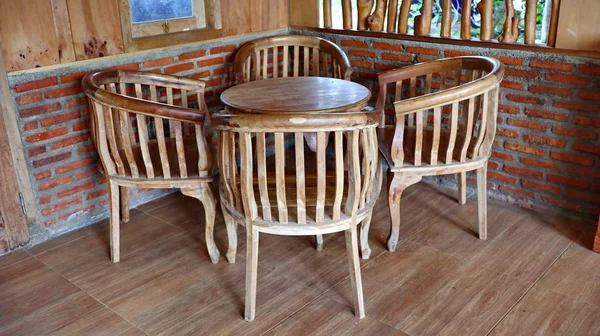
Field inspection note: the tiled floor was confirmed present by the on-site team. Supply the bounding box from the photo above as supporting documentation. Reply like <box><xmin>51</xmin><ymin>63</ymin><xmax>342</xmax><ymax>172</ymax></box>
<box><xmin>1</xmin><ymin>182</ymin><xmax>599</xmax><ymax>335</ymax></box>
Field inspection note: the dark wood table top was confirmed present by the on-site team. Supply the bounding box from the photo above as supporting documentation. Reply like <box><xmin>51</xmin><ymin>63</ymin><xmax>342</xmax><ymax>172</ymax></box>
<box><xmin>220</xmin><ymin>77</ymin><xmax>372</xmax><ymax>114</ymax></box>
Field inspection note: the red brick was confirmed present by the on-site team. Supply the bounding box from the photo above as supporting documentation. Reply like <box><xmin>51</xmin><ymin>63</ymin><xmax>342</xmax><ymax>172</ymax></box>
<box><xmin>503</xmin><ymin>165</ymin><xmax>544</xmax><ymax>178</ymax></box>
<box><xmin>35</xmin><ymin>170</ymin><xmax>51</xmax><ymax>180</ymax></box>
<box><xmin>444</xmin><ymin>50</ymin><xmax>476</xmax><ymax>57</ymax></box>
<box><xmin>65</xmin><ymin>97</ymin><xmax>87</xmax><ymax>108</ymax></box>
<box><xmin>567</xmin><ymin>166</ymin><xmax>600</xmax><ymax>180</ymax></box>
<box><xmin>20</xmin><ymin>102</ymin><xmax>61</xmax><ymax>118</ymax></box>
<box><xmin>210</xmin><ymin>45</ymin><xmax>236</xmax><ymax>54</ymax></box>
<box><xmin>191</xmin><ymin>71</ymin><xmax>211</xmax><ymax>79</ymax></box>
<box><xmin>77</xmin><ymin>145</ymin><xmax>96</xmax><ymax>156</ymax></box>
<box><xmin>39</xmin><ymin>175</ymin><xmax>73</xmax><ymax>190</ymax></box>
<box><xmin>372</xmin><ymin>42</ymin><xmax>402</xmax><ymax>51</ymax></box>
<box><xmin>566</xmin><ymin>189</ymin><xmax>600</xmax><ymax>203</ymax></box>
<box><xmin>525</xmin><ymin>108</ymin><xmax>568</xmax><ymax>122</ymax></box>
<box><xmin>58</xmin><ymin>182</ymin><xmax>95</xmax><ymax>199</ymax></box>
<box><xmin>520</xmin><ymin>157</ymin><xmax>559</xmax><ymax>170</ymax></box>
<box><xmin>165</xmin><ymin>62</ymin><xmax>194</xmax><ymax>75</ymax></box>
<box><xmin>548</xmin><ymin>174</ymin><xmax>590</xmax><ymax>189</ymax></box>
<box><xmin>504</xmin><ymin>143</ymin><xmax>545</xmax><ymax>156</ymax></box>
<box><xmin>44</xmin><ymin>86</ymin><xmax>84</xmax><ymax>99</ymax></box>
<box><xmin>494</xmin><ymin>56</ymin><xmax>523</xmax><ymax>66</ymax></box>
<box><xmin>73</xmin><ymin>121</ymin><xmax>90</xmax><ymax>132</ymax></box>
<box><xmin>374</xmin><ymin>63</ymin><xmax>401</xmax><ymax>71</ymax></box>
<box><xmin>61</xmin><ymin>72</ymin><xmax>87</xmax><ymax>83</ymax></box>
<box><xmin>507</xmin><ymin>119</ymin><xmax>548</xmax><ymax>131</ymax></box>
<box><xmin>528</xmin><ymin>85</ymin><xmax>573</xmax><ymax>96</ymax></box>
<box><xmin>542</xmin><ymin>196</ymin><xmax>580</xmax><ymax>211</ymax></box>
<box><xmin>205</xmin><ymin>78</ymin><xmax>221</xmax><ymax>87</ymax></box>
<box><xmin>522</xmin><ymin>179</ymin><xmax>560</xmax><ymax>194</ymax></box>
<box><xmin>552</xmin><ymin>126</ymin><xmax>597</xmax><ymax>139</ymax></box>
<box><xmin>341</xmin><ymin>40</ymin><xmax>368</xmax><ymax>48</ymax></box>
<box><xmin>488</xmin><ymin>171</ymin><xmax>517</xmax><ymax>184</ymax></box>
<box><xmin>50</xmin><ymin>134</ymin><xmax>90</xmax><ymax>150</ymax></box>
<box><xmin>572</xmin><ymin>143</ymin><xmax>600</xmax><ymax>155</ymax></box>
<box><xmin>496</xmin><ymin>128</ymin><xmax>518</xmax><ymax>138</ymax></box>
<box><xmin>350</xmin><ymin>60</ymin><xmax>373</xmax><ymax>68</ymax></box>
<box><xmin>26</xmin><ymin>127</ymin><xmax>68</xmax><ymax>143</ymax></box>
<box><xmin>546</xmin><ymin>74</ymin><xmax>590</xmax><ymax>85</ymax></box>
<box><xmin>500</xmin><ymin>81</ymin><xmax>524</xmax><ymax>90</ymax></box>
<box><xmin>530</xmin><ymin>59</ymin><xmax>574</xmax><ymax>72</ymax></box>
<box><xmin>523</xmin><ymin>134</ymin><xmax>566</xmax><ymax>148</ymax></box>
<box><xmin>33</xmin><ymin>152</ymin><xmax>72</xmax><ymax>168</ymax></box>
<box><xmin>179</xmin><ymin>50</ymin><xmax>207</xmax><ymax>60</ymax></box>
<box><xmin>554</xmin><ymin>101</ymin><xmax>600</xmax><ymax>113</ymax></box>
<box><xmin>406</xmin><ymin>46</ymin><xmax>438</xmax><ymax>56</ymax></box>
<box><xmin>381</xmin><ymin>53</ymin><xmax>412</xmax><ymax>62</ymax></box>
<box><xmin>87</xmin><ymin>188</ymin><xmax>108</xmax><ymax>200</ymax></box>
<box><xmin>578</xmin><ymin>91</ymin><xmax>600</xmax><ymax>100</ymax></box>
<box><xmin>24</xmin><ymin>121</ymin><xmax>38</xmax><ymax>131</ymax></box>
<box><xmin>55</xmin><ymin>157</ymin><xmax>96</xmax><ymax>174</ymax></box>
<box><xmin>573</xmin><ymin>116</ymin><xmax>600</xmax><ymax>128</ymax></box>
<box><xmin>348</xmin><ymin>50</ymin><xmax>377</xmax><ymax>58</ymax></box>
<box><xmin>197</xmin><ymin>57</ymin><xmax>224</xmax><ymax>67</ymax></box>
<box><xmin>59</xmin><ymin>205</ymin><xmax>96</xmax><ymax>221</ymax></box>
<box><xmin>498</xmin><ymin>104</ymin><xmax>519</xmax><ymax>114</ymax></box>
<box><xmin>506</xmin><ymin>94</ymin><xmax>541</xmax><ymax>105</ymax></box>
<box><xmin>15</xmin><ymin>93</ymin><xmax>43</xmax><ymax>105</ymax></box>
<box><xmin>499</xmin><ymin>185</ymin><xmax>534</xmax><ymax>199</ymax></box>
<box><xmin>76</xmin><ymin>167</ymin><xmax>100</xmax><ymax>180</ymax></box>
<box><xmin>42</xmin><ymin>197</ymin><xmax>82</xmax><ymax>215</ymax></box>
<box><xmin>28</xmin><ymin>146</ymin><xmax>46</xmax><ymax>157</ymax></box>
<box><xmin>40</xmin><ymin>110</ymin><xmax>80</xmax><ymax>127</ymax></box>
<box><xmin>491</xmin><ymin>151</ymin><xmax>514</xmax><ymax>161</ymax></box>
<box><xmin>142</xmin><ymin>57</ymin><xmax>175</xmax><ymax>68</ymax></box>
<box><xmin>40</xmin><ymin>196</ymin><xmax>52</xmax><ymax>205</ymax></box>
<box><xmin>14</xmin><ymin>77</ymin><xmax>58</xmax><ymax>93</ymax></box>
<box><xmin>213</xmin><ymin>66</ymin><xmax>233</xmax><ymax>76</ymax></box>
<box><xmin>580</xmin><ymin>65</ymin><xmax>600</xmax><ymax>75</ymax></box>
<box><xmin>488</xmin><ymin>161</ymin><xmax>499</xmax><ymax>170</ymax></box>
<box><xmin>109</xmin><ymin>63</ymin><xmax>140</xmax><ymax>71</ymax></box>
<box><xmin>549</xmin><ymin>152</ymin><xmax>594</xmax><ymax>166</ymax></box>
<box><xmin>504</xmin><ymin>68</ymin><xmax>539</xmax><ymax>78</ymax></box>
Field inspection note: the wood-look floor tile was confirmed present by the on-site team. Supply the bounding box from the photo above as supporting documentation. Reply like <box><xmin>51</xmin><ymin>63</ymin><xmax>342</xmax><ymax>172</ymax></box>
<box><xmin>136</xmin><ymin>190</ymin><xmax>183</xmax><ymax>213</ymax></box>
<box><xmin>491</xmin><ymin>285</ymin><xmax>600</xmax><ymax>336</ymax></box>
<box><xmin>536</xmin><ymin>229</ymin><xmax>600</xmax><ymax>307</ymax></box>
<box><xmin>466</xmin><ymin>211</ymin><xmax>583</xmax><ymax>284</ymax></box>
<box><xmin>47</xmin><ymin>307</ymin><xmax>143</xmax><ymax>336</ymax></box>
<box><xmin>0</xmin><ymin>250</ymin><xmax>30</xmax><ymax>270</ymax></box>
<box><xmin>28</xmin><ymin>209</ymin><xmax>143</xmax><ymax>256</ymax></box>
<box><xmin>264</xmin><ymin>295</ymin><xmax>407</xmax><ymax>336</ymax></box>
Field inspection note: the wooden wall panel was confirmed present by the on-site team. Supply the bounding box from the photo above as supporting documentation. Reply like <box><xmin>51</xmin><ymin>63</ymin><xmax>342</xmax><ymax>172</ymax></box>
<box><xmin>0</xmin><ymin>0</ymin><xmax>62</xmax><ymax>71</ymax></box>
<box><xmin>289</xmin><ymin>0</ymin><xmax>320</xmax><ymax>27</ymax></box>
<box><xmin>555</xmin><ymin>0</ymin><xmax>600</xmax><ymax>52</ymax></box>
<box><xmin>262</xmin><ymin>0</ymin><xmax>289</xmax><ymax>30</ymax></box>
<box><xmin>221</xmin><ymin>0</ymin><xmax>288</xmax><ymax>36</ymax></box>
<box><xmin>66</xmin><ymin>0</ymin><xmax>125</xmax><ymax>60</ymax></box>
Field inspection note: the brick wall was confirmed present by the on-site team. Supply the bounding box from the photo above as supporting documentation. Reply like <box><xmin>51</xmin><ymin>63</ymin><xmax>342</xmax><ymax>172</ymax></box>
<box><xmin>303</xmin><ymin>30</ymin><xmax>600</xmax><ymax>223</ymax></box>
<box><xmin>6</xmin><ymin>30</ymin><xmax>283</xmax><ymax>249</ymax></box>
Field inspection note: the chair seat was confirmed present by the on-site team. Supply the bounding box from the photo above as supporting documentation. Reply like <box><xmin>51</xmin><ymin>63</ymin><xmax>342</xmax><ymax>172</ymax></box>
<box><xmin>377</xmin><ymin>126</ymin><xmax>479</xmax><ymax>169</ymax></box>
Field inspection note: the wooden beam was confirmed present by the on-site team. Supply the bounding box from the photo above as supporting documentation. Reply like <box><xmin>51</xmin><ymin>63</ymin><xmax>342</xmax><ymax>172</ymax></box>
<box><xmin>0</xmin><ymin>42</ymin><xmax>31</xmax><ymax>251</ymax></box>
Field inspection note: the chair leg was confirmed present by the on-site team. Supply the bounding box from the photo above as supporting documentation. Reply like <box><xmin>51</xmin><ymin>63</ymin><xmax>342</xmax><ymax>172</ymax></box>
<box><xmin>182</xmin><ymin>185</ymin><xmax>220</xmax><ymax>264</ymax></box>
<box><xmin>345</xmin><ymin>224</ymin><xmax>365</xmax><ymax>319</ymax></box>
<box><xmin>108</xmin><ymin>182</ymin><xmax>120</xmax><ymax>263</ymax></box>
<box><xmin>120</xmin><ymin>186</ymin><xmax>130</xmax><ymax>223</ymax></box>
<box><xmin>245</xmin><ymin>226</ymin><xmax>259</xmax><ymax>322</ymax></box>
<box><xmin>457</xmin><ymin>172</ymin><xmax>467</xmax><ymax>205</ymax></box>
<box><xmin>221</xmin><ymin>201</ymin><xmax>237</xmax><ymax>263</ymax></box>
<box><xmin>360</xmin><ymin>209</ymin><xmax>373</xmax><ymax>259</ymax></box>
<box><xmin>315</xmin><ymin>234</ymin><xmax>324</xmax><ymax>251</ymax></box>
<box><xmin>387</xmin><ymin>174</ymin><xmax>421</xmax><ymax>252</ymax></box>
<box><xmin>477</xmin><ymin>165</ymin><xmax>488</xmax><ymax>240</ymax></box>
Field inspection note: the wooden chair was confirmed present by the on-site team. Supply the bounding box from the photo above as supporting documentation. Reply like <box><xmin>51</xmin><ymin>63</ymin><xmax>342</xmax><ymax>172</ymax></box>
<box><xmin>375</xmin><ymin>56</ymin><xmax>504</xmax><ymax>251</ymax></box>
<box><xmin>233</xmin><ymin>35</ymin><xmax>353</xmax><ymax>83</ymax></box>
<box><xmin>82</xmin><ymin>70</ymin><xmax>218</xmax><ymax>264</ymax></box>
<box><xmin>215</xmin><ymin>111</ymin><xmax>381</xmax><ymax>321</ymax></box>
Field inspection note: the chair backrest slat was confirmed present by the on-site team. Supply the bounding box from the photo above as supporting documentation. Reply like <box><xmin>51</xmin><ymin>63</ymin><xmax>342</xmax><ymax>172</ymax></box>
<box><xmin>333</xmin><ymin>132</ymin><xmax>344</xmax><ymax>220</ymax></box>
<box><xmin>257</xmin><ymin>132</ymin><xmax>272</xmax><ymax>221</ymax></box>
<box><xmin>316</xmin><ymin>131</ymin><xmax>327</xmax><ymax>223</ymax></box>
<box><xmin>274</xmin><ymin>132</ymin><xmax>288</xmax><ymax>223</ymax></box>
<box><xmin>295</xmin><ymin>132</ymin><xmax>307</xmax><ymax>224</ymax></box>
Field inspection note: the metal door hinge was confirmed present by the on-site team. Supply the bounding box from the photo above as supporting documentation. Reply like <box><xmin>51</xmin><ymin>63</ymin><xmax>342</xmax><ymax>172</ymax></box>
<box><xmin>19</xmin><ymin>193</ymin><xmax>26</xmax><ymax>216</ymax></box>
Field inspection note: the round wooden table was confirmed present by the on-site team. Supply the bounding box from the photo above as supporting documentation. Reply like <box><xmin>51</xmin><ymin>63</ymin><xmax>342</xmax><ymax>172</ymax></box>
<box><xmin>220</xmin><ymin>77</ymin><xmax>372</xmax><ymax>114</ymax></box>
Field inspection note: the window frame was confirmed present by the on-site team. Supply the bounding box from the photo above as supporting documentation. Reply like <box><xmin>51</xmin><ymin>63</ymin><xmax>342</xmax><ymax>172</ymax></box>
<box><xmin>119</xmin><ymin>0</ymin><xmax>222</xmax><ymax>52</ymax></box>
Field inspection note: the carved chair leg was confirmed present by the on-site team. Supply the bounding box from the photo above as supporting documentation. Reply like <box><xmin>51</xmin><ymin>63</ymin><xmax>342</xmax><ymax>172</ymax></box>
<box><xmin>360</xmin><ymin>209</ymin><xmax>373</xmax><ymax>259</ymax></box>
<box><xmin>477</xmin><ymin>165</ymin><xmax>488</xmax><ymax>240</ymax></box>
<box><xmin>120</xmin><ymin>186</ymin><xmax>130</xmax><ymax>223</ymax></box>
<box><xmin>457</xmin><ymin>172</ymin><xmax>467</xmax><ymax>205</ymax></box>
<box><xmin>182</xmin><ymin>185</ymin><xmax>220</xmax><ymax>264</ymax></box>
<box><xmin>220</xmin><ymin>201</ymin><xmax>237</xmax><ymax>263</ymax></box>
<box><xmin>346</xmin><ymin>223</ymin><xmax>365</xmax><ymax>319</ymax></box>
<box><xmin>245</xmin><ymin>225</ymin><xmax>259</xmax><ymax>322</ymax></box>
<box><xmin>316</xmin><ymin>234</ymin><xmax>324</xmax><ymax>251</ymax></box>
<box><xmin>108</xmin><ymin>181</ymin><xmax>120</xmax><ymax>263</ymax></box>
<box><xmin>387</xmin><ymin>174</ymin><xmax>422</xmax><ymax>252</ymax></box>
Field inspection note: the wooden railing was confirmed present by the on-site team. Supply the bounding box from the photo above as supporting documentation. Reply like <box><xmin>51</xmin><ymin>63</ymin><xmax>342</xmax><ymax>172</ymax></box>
<box><xmin>323</xmin><ymin>0</ymin><xmax>561</xmax><ymax>47</ymax></box>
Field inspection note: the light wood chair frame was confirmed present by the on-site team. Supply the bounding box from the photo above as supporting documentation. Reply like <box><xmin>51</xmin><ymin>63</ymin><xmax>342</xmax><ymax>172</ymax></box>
<box><xmin>215</xmin><ymin>111</ymin><xmax>381</xmax><ymax>321</ymax></box>
<box><xmin>233</xmin><ymin>35</ymin><xmax>353</xmax><ymax>83</ymax></box>
<box><xmin>82</xmin><ymin>70</ymin><xmax>219</xmax><ymax>264</ymax></box>
<box><xmin>376</xmin><ymin>56</ymin><xmax>504</xmax><ymax>251</ymax></box>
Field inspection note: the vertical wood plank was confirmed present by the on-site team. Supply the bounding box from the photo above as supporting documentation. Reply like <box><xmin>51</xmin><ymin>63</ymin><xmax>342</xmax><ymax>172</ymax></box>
<box><xmin>445</xmin><ymin>102</ymin><xmax>459</xmax><ymax>163</ymax></box>
<box><xmin>524</xmin><ymin>0</ymin><xmax>537</xmax><ymax>44</ymax></box>
<box><xmin>431</xmin><ymin>106</ymin><xmax>441</xmax><ymax>165</ymax></box>
<box><xmin>441</xmin><ymin>0</ymin><xmax>452</xmax><ymax>37</ymax></box>
<box><xmin>155</xmin><ymin>117</ymin><xmax>171</xmax><ymax>178</ymax></box>
<box><xmin>275</xmin><ymin>132</ymin><xmax>288</xmax><ymax>223</ymax></box>
<box><xmin>461</xmin><ymin>0</ymin><xmax>473</xmax><ymax>39</ymax></box>
<box><xmin>295</xmin><ymin>132</ymin><xmax>307</xmax><ymax>224</ymax></box>
<box><xmin>316</xmin><ymin>132</ymin><xmax>326</xmax><ymax>223</ymax></box>
<box><xmin>257</xmin><ymin>132</ymin><xmax>272</xmax><ymax>221</ymax></box>
<box><xmin>333</xmin><ymin>132</ymin><xmax>344</xmax><ymax>220</ymax></box>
